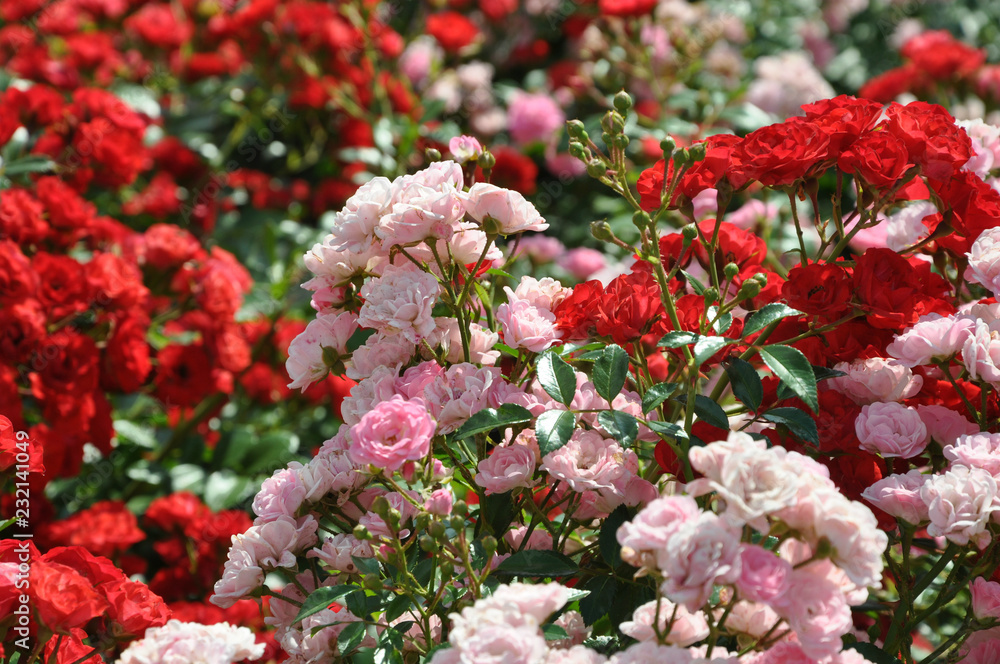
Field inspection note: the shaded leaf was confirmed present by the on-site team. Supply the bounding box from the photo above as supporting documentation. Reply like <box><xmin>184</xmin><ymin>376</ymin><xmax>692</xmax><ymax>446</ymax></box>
<box><xmin>455</xmin><ymin>404</ymin><xmax>534</xmax><ymax>438</ymax></box>
<box><xmin>722</xmin><ymin>356</ymin><xmax>763</xmax><ymax>412</ymax></box>
<box><xmin>658</xmin><ymin>331</ymin><xmax>700</xmax><ymax>348</ymax></box>
<box><xmin>674</xmin><ymin>394</ymin><xmax>729</xmax><ymax>429</ymax></box>
<box><xmin>538</xmin><ymin>352</ymin><xmax>577</xmax><ymax>407</ymax></box>
<box><xmin>593</xmin><ymin>344</ymin><xmax>629</xmax><ymax>402</ymax></box>
<box><xmin>496</xmin><ymin>550</ymin><xmax>579</xmax><ymax>577</ymax></box>
<box><xmin>743</xmin><ymin>303</ymin><xmax>802</xmax><ymax>338</ymax></box>
<box><xmin>598</xmin><ymin>411</ymin><xmax>638</xmax><ymax>448</ymax></box>
<box><xmin>758</xmin><ymin>345</ymin><xmax>818</xmax><ymax>412</ymax></box>
<box><xmin>536</xmin><ymin>410</ymin><xmax>576</xmax><ymax>456</ymax></box>
<box><xmin>294</xmin><ymin>585</ymin><xmax>356</xmax><ymax>623</ymax></box>
<box><xmin>641</xmin><ymin>382</ymin><xmax>679</xmax><ymax>414</ymax></box>
<box><xmin>762</xmin><ymin>407</ymin><xmax>819</xmax><ymax>446</ymax></box>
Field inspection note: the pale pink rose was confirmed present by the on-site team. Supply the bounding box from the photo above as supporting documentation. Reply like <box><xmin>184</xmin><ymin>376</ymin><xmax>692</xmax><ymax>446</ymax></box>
<box><xmin>966</xmin><ymin>226</ymin><xmax>1000</xmax><ymax>297</ymax></box>
<box><xmin>617</xmin><ymin>495</ymin><xmax>701</xmax><ymax>569</ymax></box>
<box><xmin>607</xmin><ymin>642</ymin><xmax>693</xmax><ymax>664</ymax></box>
<box><xmin>543</xmin><ymin>646</ymin><xmax>607</xmax><ymax>664</ymax></box>
<box><xmin>963</xmin><ymin>319</ymin><xmax>1000</xmax><ymax>384</ymax></box>
<box><xmin>403</xmin><ymin>161</ymin><xmax>465</xmax><ymax>189</ymax></box>
<box><xmin>211</xmin><ymin>543</ymin><xmax>264</xmax><ymax>608</ymax></box>
<box><xmin>944</xmin><ymin>431</ymin><xmax>1000</xmax><ymax>475</ymax></box>
<box><xmin>307</xmin><ymin>281</ymin><xmax>349</xmax><ymax>313</ymax></box>
<box><xmin>812</xmin><ymin>495</ymin><xmax>888</xmax><ymax>588</ymax></box>
<box><xmin>327</xmin><ymin>177</ymin><xmax>397</xmax><ymax>253</ymax></box>
<box><xmin>241</xmin><ymin>515</ymin><xmax>318</xmax><ymax>570</ymax></box>
<box><xmin>960</xmin><ymin>627</ymin><xmax>1000</xmax><ymax>664</ymax></box>
<box><xmin>741</xmin><ymin>642</ymin><xmax>815</xmax><ymax>664</ymax></box>
<box><xmin>619</xmin><ymin>599</ymin><xmax>710</xmax><ymax>646</ymax></box>
<box><xmin>688</xmin><ymin>431</ymin><xmax>767</xmax><ymax>481</ymax></box>
<box><xmin>855</xmin><ymin>402</ymin><xmax>930</xmax><ymax>458</ymax></box>
<box><xmin>917</xmin><ymin>404</ymin><xmax>980</xmax><ymax>447</ymax></box>
<box><xmin>285</xmin><ymin>311</ymin><xmax>358</xmax><ymax>391</ymax></box>
<box><xmin>504</xmin><ymin>525</ymin><xmax>554</xmax><ymax>551</ymax></box>
<box><xmin>491</xmin><ymin>582</ymin><xmax>572</xmax><ymax>622</ymax></box>
<box><xmin>347</xmin><ymin>332</ymin><xmax>416</xmax><ymax>380</ymax></box>
<box><xmin>340</xmin><ymin>365</ymin><xmax>401</xmax><ymax>427</ymax></box>
<box><xmin>302</xmin><ymin>240</ymin><xmax>380</xmax><ymax>285</ymax></box>
<box><xmin>721</xmin><ymin>601</ymin><xmax>782</xmax><ymax>639</ymax></box>
<box><xmin>726</xmin><ymin>199</ymin><xmax>780</xmax><ymax>230</ymax></box>
<box><xmin>971</xmin><ymin>576</ymin><xmax>1000</xmax><ymax>620</ymax></box>
<box><xmin>377</xmin><ymin>184</ymin><xmax>463</xmax><ymax>246</ymax></box>
<box><xmin>348</xmin><ymin>395</ymin><xmax>435</xmax><ymax>471</ymax></box>
<box><xmin>921</xmin><ymin>465</ymin><xmax>999</xmax><ymax>548</ymax></box>
<box><xmin>621</xmin><ymin>476</ymin><xmax>659</xmax><ymax>508</ymax></box>
<box><xmin>422</xmin><ymin>363</ymin><xmax>509</xmax><ymax>433</ymax></box>
<box><xmin>656</xmin><ymin>512</ymin><xmax>742</xmax><ymax>611</ymax></box>
<box><xmin>456</xmin><ymin>624</ymin><xmax>548</xmax><ymax>664</ymax></box>
<box><xmin>398</xmin><ymin>36</ymin><xmax>441</xmax><ymax>86</ymax></box>
<box><xmin>117</xmin><ymin>620</ymin><xmax>264</xmax><ymax>664</ymax></box>
<box><xmin>550</xmin><ymin>610</ymin><xmax>590</xmax><ymax>648</ymax></box>
<box><xmin>252</xmin><ymin>465</ymin><xmax>307</xmax><ymax>523</ymax></box>
<box><xmin>558</xmin><ymin>247</ymin><xmax>607</xmax><ymax>280</ymax></box>
<box><xmin>358</xmin><ymin>263</ymin><xmax>442</xmax><ymax>343</ymax></box>
<box><xmin>476</xmin><ymin>444</ymin><xmax>537</xmax><ymax>494</ymax></box>
<box><xmin>960</xmin><ymin>119</ymin><xmax>1000</xmax><ymax>178</ymax></box>
<box><xmin>497</xmin><ymin>297</ymin><xmax>563</xmax><ymax>353</ymax></box>
<box><xmin>358</xmin><ymin>490</ymin><xmax>419</xmax><ymax>539</ymax></box>
<box><xmin>886</xmin><ymin>313</ymin><xmax>977</xmax><ymax>367</ymax></box>
<box><xmin>827</xmin><ymin>357</ymin><xmax>923</xmax><ymax>404</ymax></box>
<box><xmin>396</xmin><ymin>360</ymin><xmax>446</xmax><ymax>400</ymax></box>
<box><xmin>687</xmin><ymin>440</ymin><xmax>803</xmax><ymax>530</ymax></box>
<box><xmin>691</xmin><ymin>188</ymin><xmax>718</xmax><ymax>220</ymax></box>
<box><xmin>510</xmin><ymin>276</ymin><xmax>571</xmax><ymax>311</ymax></box>
<box><xmin>507</xmin><ymin>91</ymin><xmax>565</xmax><ymax>146</ymax></box>
<box><xmin>433</xmin><ymin>318</ymin><xmax>501</xmax><ymax>365</ymax></box>
<box><xmin>307</xmin><ymin>533</ymin><xmax>374</xmax><ymax>573</ymax></box>
<box><xmin>861</xmin><ymin>471</ymin><xmax>930</xmax><ymax>525</ymax></box>
<box><xmin>424</xmin><ymin>488</ymin><xmax>454</xmax><ymax>516</ymax></box>
<box><xmin>516</xmin><ymin>235</ymin><xmax>565</xmax><ymax>263</ymax></box>
<box><xmin>776</xmin><ymin>569</ymin><xmax>854</xmax><ymax>661</ymax></box>
<box><xmin>736</xmin><ymin>545</ymin><xmax>791</xmax><ymax>603</ymax></box>
<box><xmin>541</xmin><ymin>429</ymin><xmax>629</xmax><ymax>494</ymax></box>
<box><xmin>461</xmin><ymin>183</ymin><xmax>549</xmax><ymax>235</ymax></box>
<box><xmin>449</xmin><ymin>135</ymin><xmax>483</xmax><ymax>163</ymax></box>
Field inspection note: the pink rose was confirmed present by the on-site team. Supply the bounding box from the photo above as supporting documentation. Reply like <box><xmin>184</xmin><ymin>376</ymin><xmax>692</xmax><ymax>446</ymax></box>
<box><xmin>776</xmin><ymin>570</ymin><xmax>853</xmax><ymax>661</ymax></box>
<box><xmin>656</xmin><ymin>513</ymin><xmax>742</xmax><ymax>611</ymax></box>
<box><xmin>540</xmin><ymin>430</ymin><xmax>629</xmax><ymax>494</ymax></box>
<box><xmin>252</xmin><ymin>465</ymin><xmax>308</xmax><ymax>523</ymax></box>
<box><xmin>461</xmin><ymin>183</ymin><xmax>549</xmax><ymax>235</ymax></box>
<box><xmin>507</xmin><ymin>91</ymin><xmax>565</xmax><ymax>146</ymax></box>
<box><xmin>515</xmin><ymin>235</ymin><xmax>565</xmax><ymax>263</ymax></box>
<box><xmin>618</xmin><ymin>599</ymin><xmax>710</xmax><ymax>646</ymax></box>
<box><xmin>886</xmin><ymin>313</ymin><xmax>976</xmax><ymax>367</ymax></box>
<box><xmin>855</xmin><ymin>401</ymin><xmax>930</xmax><ymax>458</ymax></box>
<box><xmin>944</xmin><ymin>431</ymin><xmax>1000</xmax><ymax>475</ymax></box>
<box><xmin>348</xmin><ymin>395</ymin><xmax>436</xmax><ymax>471</ymax></box>
<box><xmin>736</xmin><ymin>545</ymin><xmax>792</xmax><ymax>603</ymax></box>
<box><xmin>917</xmin><ymin>404</ymin><xmax>980</xmax><ymax>447</ymax></box>
<box><xmin>557</xmin><ymin>248</ymin><xmax>607</xmax><ymax>281</ymax></box>
<box><xmin>971</xmin><ymin>577</ymin><xmax>1000</xmax><ymax>620</ymax></box>
<box><xmin>307</xmin><ymin>533</ymin><xmax>374</xmax><ymax>573</ymax></box>
<box><xmin>449</xmin><ymin>135</ymin><xmax>483</xmax><ymax>163</ymax></box>
<box><xmin>476</xmin><ymin>444</ymin><xmax>537</xmax><ymax>494</ymax></box>
<box><xmin>963</xmin><ymin>319</ymin><xmax>1000</xmax><ymax>385</ymax></box>
<box><xmin>921</xmin><ymin>465</ymin><xmax>999</xmax><ymax>548</ymax></box>
<box><xmin>617</xmin><ymin>495</ymin><xmax>701</xmax><ymax>569</ymax></box>
<box><xmin>424</xmin><ymin>488</ymin><xmax>454</xmax><ymax>516</ymax></box>
<box><xmin>211</xmin><ymin>544</ymin><xmax>264</xmax><ymax>608</ymax></box>
<box><xmin>965</xmin><ymin>226</ymin><xmax>1000</xmax><ymax>297</ymax></box>
<box><xmin>960</xmin><ymin>628</ymin><xmax>1000</xmax><ymax>664</ymax></box>
<box><xmin>285</xmin><ymin>311</ymin><xmax>358</xmax><ymax>391</ymax></box>
<box><xmin>861</xmin><ymin>471</ymin><xmax>930</xmax><ymax>525</ymax></box>
<box><xmin>358</xmin><ymin>263</ymin><xmax>443</xmax><ymax>343</ymax></box>
<box><xmin>827</xmin><ymin>357</ymin><xmax>922</xmax><ymax>404</ymax></box>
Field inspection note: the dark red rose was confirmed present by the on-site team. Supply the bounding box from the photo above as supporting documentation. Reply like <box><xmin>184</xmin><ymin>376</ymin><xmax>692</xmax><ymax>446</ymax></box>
<box><xmin>555</xmin><ymin>280</ymin><xmax>604</xmax><ymax>341</ymax></box>
<box><xmin>853</xmin><ymin>248</ymin><xmax>954</xmax><ymax>330</ymax></box>
<box><xmin>124</xmin><ymin>2</ymin><xmax>193</xmax><ymax>49</ymax></box>
<box><xmin>486</xmin><ymin>147</ymin><xmax>539</xmax><ymax>195</ymax></box>
<box><xmin>0</xmin><ymin>188</ymin><xmax>48</xmax><ymax>244</ymax></box>
<box><xmin>781</xmin><ymin>262</ymin><xmax>853</xmax><ymax>318</ymax></box>
<box><xmin>426</xmin><ymin>11</ymin><xmax>479</xmax><ymax>53</ymax></box>
<box><xmin>680</xmin><ymin>134</ymin><xmax>741</xmax><ymax>198</ymax></box>
<box><xmin>594</xmin><ymin>265</ymin><xmax>667</xmax><ymax>345</ymax></box>
<box><xmin>728</xmin><ymin>120</ymin><xmax>831</xmax><ymax>188</ymax></box>
<box><xmin>598</xmin><ymin>0</ymin><xmax>657</xmax><ymax>16</ymax></box>
<box><xmin>102</xmin><ymin>316</ymin><xmax>152</xmax><ymax>393</ymax></box>
<box><xmin>838</xmin><ymin>130</ymin><xmax>912</xmax><ymax>189</ymax></box>
<box><xmin>801</xmin><ymin>95</ymin><xmax>884</xmax><ymax>154</ymax></box>
<box><xmin>142</xmin><ymin>223</ymin><xmax>202</xmax><ymax>270</ymax></box>
<box><xmin>154</xmin><ymin>343</ymin><xmax>217</xmax><ymax>408</ymax></box>
<box><xmin>32</xmin><ymin>252</ymin><xmax>93</xmax><ymax>320</ymax></box>
<box><xmin>884</xmin><ymin>101</ymin><xmax>972</xmax><ymax>181</ymax></box>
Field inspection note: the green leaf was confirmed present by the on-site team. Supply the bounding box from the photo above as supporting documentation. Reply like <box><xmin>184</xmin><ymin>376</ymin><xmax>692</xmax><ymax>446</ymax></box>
<box><xmin>293</xmin><ymin>585</ymin><xmax>356</xmax><ymax>623</ymax></box>
<box><xmin>757</xmin><ymin>345</ymin><xmax>819</xmax><ymax>412</ymax></box>
<box><xmin>680</xmin><ymin>269</ymin><xmax>707</xmax><ymax>295</ymax></box>
<box><xmin>674</xmin><ymin>394</ymin><xmax>729</xmax><ymax>429</ymax></box>
<box><xmin>496</xmin><ymin>550</ymin><xmax>579</xmax><ymax>577</ymax></box>
<box><xmin>352</xmin><ymin>556</ymin><xmax>380</xmax><ymax>576</ymax></box>
<box><xmin>579</xmin><ymin>576</ymin><xmax>618</xmax><ymax>624</ymax></box>
<box><xmin>722</xmin><ymin>356</ymin><xmax>763</xmax><ymax>412</ymax></box>
<box><xmin>600</xmin><ymin>505</ymin><xmax>630</xmax><ymax>568</ymax></box>
<box><xmin>113</xmin><ymin>420</ymin><xmax>159</xmax><ymax>449</ymax></box>
<box><xmin>535</xmin><ymin>410</ymin><xmax>576</xmax><ymax>456</ymax></box>
<box><xmin>593</xmin><ymin>344</ymin><xmax>629</xmax><ymax>402</ymax></box>
<box><xmin>813</xmin><ymin>366</ymin><xmax>848</xmax><ymax>382</ymax></box>
<box><xmin>486</xmin><ymin>267</ymin><xmax>514</xmax><ymax>279</ymax></box>
<box><xmin>455</xmin><ymin>404</ymin><xmax>534</xmax><ymax>438</ymax></box>
<box><xmin>693</xmin><ymin>336</ymin><xmax>733</xmax><ymax>366</ymax></box>
<box><xmin>3</xmin><ymin>155</ymin><xmax>54</xmax><ymax>176</ymax></box>
<box><xmin>844</xmin><ymin>643</ymin><xmax>902</xmax><ymax>664</ymax></box>
<box><xmin>564</xmin><ymin>588</ymin><xmax>591</xmax><ymax>603</ymax></box>
<box><xmin>646</xmin><ymin>420</ymin><xmax>689</xmax><ymax>441</ymax></box>
<box><xmin>743</xmin><ymin>303</ymin><xmax>802</xmax><ymax>338</ymax></box>
<box><xmin>762</xmin><ymin>407</ymin><xmax>819</xmax><ymax>446</ymax></box>
<box><xmin>542</xmin><ymin>624</ymin><xmax>569</xmax><ymax>641</ymax></box>
<box><xmin>481</xmin><ymin>492</ymin><xmax>517</xmax><ymax>537</ymax></box>
<box><xmin>337</xmin><ymin>621</ymin><xmax>367</xmax><ymax>656</ymax></box>
<box><xmin>657</xmin><ymin>331</ymin><xmax>700</xmax><ymax>348</ymax></box>
<box><xmin>383</xmin><ymin>594</ymin><xmax>413</xmax><ymax>623</ymax></box>
<box><xmin>538</xmin><ymin>352</ymin><xmax>577</xmax><ymax>407</ymax></box>
<box><xmin>597</xmin><ymin>411</ymin><xmax>638</xmax><ymax>448</ymax></box>
<box><xmin>641</xmin><ymin>382</ymin><xmax>679</xmax><ymax>413</ymax></box>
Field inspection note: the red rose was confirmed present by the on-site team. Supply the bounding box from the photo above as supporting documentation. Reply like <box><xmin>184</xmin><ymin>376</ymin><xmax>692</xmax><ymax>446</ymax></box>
<box><xmin>143</xmin><ymin>223</ymin><xmax>202</xmax><ymax>270</ymax></box>
<box><xmin>884</xmin><ymin>101</ymin><xmax>972</xmax><ymax>181</ymax></box>
<box><xmin>154</xmin><ymin>343</ymin><xmax>218</xmax><ymax>408</ymax></box>
<box><xmin>901</xmin><ymin>30</ymin><xmax>986</xmax><ymax>80</ymax></box>
<box><xmin>932</xmin><ymin>170</ymin><xmax>1000</xmax><ymax>256</ymax></box>
<box><xmin>32</xmin><ymin>252</ymin><xmax>92</xmax><ymax>320</ymax></box>
<box><xmin>680</xmin><ymin>134</ymin><xmax>741</xmax><ymax>198</ymax></box>
<box><xmin>34</xmin><ymin>176</ymin><xmax>96</xmax><ymax>236</ymax></box>
<box><xmin>486</xmin><ymin>147</ymin><xmax>538</xmax><ymax>195</ymax></box>
<box><xmin>598</xmin><ymin>0</ymin><xmax>657</xmax><ymax>16</ymax></box>
<box><xmin>0</xmin><ymin>188</ymin><xmax>48</xmax><ymax>244</ymax></box>
<box><xmin>838</xmin><ymin>130</ymin><xmax>912</xmax><ymax>189</ymax></box>
<box><xmin>426</xmin><ymin>12</ymin><xmax>479</xmax><ymax>53</ymax></box>
<box><xmin>782</xmin><ymin>263</ymin><xmax>853</xmax><ymax>318</ymax></box>
<box><xmin>31</xmin><ymin>560</ymin><xmax>109</xmax><ymax>633</ymax></box>
<box><xmin>637</xmin><ymin>159</ymin><xmax>675</xmax><ymax>211</ymax></box>
<box><xmin>728</xmin><ymin>120</ymin><xmax>831</xmax><ymax>188</ymax></box>
<box><xmin>42</xmin><ymin>546</ymin><xmax>127</xmax><ymax>587</ymax></box>
<box><xmin>594</xmin><ymin>265</ymin><xmax>667</xmax><ymax>345</ymax></box>
<box><xmin>853</xmin><ymin>247</ymin><xmax>954</xmax><ymax>330</ymax></box>
<box><xmin>801</xmin><ymin>95</ymin><xmax>884</xmax><ymax>154</ymax></box>
<box><xmin>124</xmin><ymin>2</ymin><xmax>193</xmax><ymax>49</ymax></box>
<box><xmin>693</xmin><ymin>219</ymin><xmax>767</xmax><ymax>274</ymax></box>
<box><xmin>145</xmin><ymin>491</ymin><xmax>211</xmax><ymax>532</ymax></box>
<box><xmin>103</xmin><ymin>578</ymin><xmax>172</xmax><ymax>637</ymax></box>
<box><xmin>554</xmin><ymin>280</ymin><xmax>604</xmax><ymax>341</ymax></box>
<box><xmin>0</xmin><ymin>300</ymin><xmax>46</xmax><ymax>363</ymax></box>
<box><xmin>122</xmin><ymin>172</ymin><xmax>182</xmax><ymax>219</ymax></box>
<box><xmin>102</xmin><ymin>316</ymin><xmax>152</xmax><ymax>393</ymax></box>
<box><xmin>858</xmin><ymin>63</ymin><xmax>924</xmax><ymax>103</ymax></box>
<box><xmin>37</xmin><ymin>500</ymin><xmax>145</xmax><ymax>558</ymax></box>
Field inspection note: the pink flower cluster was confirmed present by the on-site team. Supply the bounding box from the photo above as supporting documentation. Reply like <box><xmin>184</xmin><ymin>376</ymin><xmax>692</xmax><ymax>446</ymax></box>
<box><xmin>116</xmin><ymin>620</ymin><xmax>264</xmax><ymax>664</ymax></box>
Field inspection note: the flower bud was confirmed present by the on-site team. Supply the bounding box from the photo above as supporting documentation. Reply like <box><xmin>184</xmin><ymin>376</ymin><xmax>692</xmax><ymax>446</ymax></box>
<box><xmin>660</xmin><ymin>137</ymin><xmax>676</xmax><ymax>157</ymax></box>
<box><xmin>613</xmin><ymin>134</ymin><xmax>630</xmax><ymax>150</ymax></box>
<box><xmin>449</xmin><ymin>515</ymin><xmax>465</xmax><ymax>531</ymax></box>
<box><xmin>632</xmin><ymin>211</ymin><xmax>651</xmax><ymax>230</ymax></box>
<box><xmin>738</xmin><ymin>279</ymin><xmax>761</xmax><ymax>299</ymax></box>
<box><xmin>601</xmin><ymin>131</ymin><xmax>613</xmax><ymax>147</ymax></box>
<box><xmin>419</xmin><ymin>535</ymin><xmax>438</xmax><ymax>552</ymax></box>
<box><xmin>752</xmin><ymin>272</ymin><xmax>768</xmax><ymax>287</ymax></box>
<box><xmin>453</xmin><ymin>500</ymin><xmax>467</xmax><ymax>516</ymax></box>
<box><xmin>353</xmin><ymin>524</ymin><xmax>371</xmax><ymax>540</ymax></box>
<box><xmin>566</xmin><ymin>120</ymin><xmax>587</xmax><ymax>140</ymax></box>
<box><xmin>673</xmin><ymin>148</ymin><xmax>691</xmax><ymax>165</ymax></box>
<box><xmin>479</xmin><ymin>150</ymin><xmax>496</xmax><ymax>170</ymax></box>
<box><xmin>723</xmin><ymin>262</ymin><xmax>740</xmax><ymax>280</ymax></box>
<box><xmin>480</xmin><ymin>535</ymin><xmax>498</xmax><ymax>559</ymax></box>
<box><xmin>363</xmin><ymin>575</ymin><xmax>384</xmax><ymax>591</ymax></box>
<box><xmin>614</xmin><ymin>90</ymin><xmax>633</xmax><ymax>114</ymax></box>
<box><xmin>386</xmin><ymin>508</ymin><xmax>402</xmax><ymax>532</ymax></box>
<box><xmin>681</xmin><ymin>224</ymin><xmax>699</xmax><ymax>243</ymax></box>
<box><xmin>440</xmin><ymin>560</ymin><xmax>455</xmax><ymax>580</ymax></box>
<box><xmin>569</xmin><ymin>141</ymin><xmax>588</xmax><ymax>160</ymax></box>
<box><xmin>591</xmin><ymin>220</ymin><xmax>615</xmax><ymax>243</ymax></box>
<box><xmin>428</xmin><ymin>521</ymin><xmax>447</xmax><ymax>540</ymax></box>
<box><xmin>688</xmin><ymin>143</ymin><xmax>706</xmax><ymax>162</ymax></box>
<box><xmin>371</xmin><ymin>496</ymin><xmax>391</xmax><ymax>518</ymax></box>
<box><xmin>703</xmin><ymin>287</ymin><xmax>720</xmax><ymax>306</ymax></box>
<box><xmin>425</xmin><ymin>148</ymin><xmax>442</xmax><ymax>162</ymax></box>
<box><xmin>414</xmin><ymin>514</ymin><xmax>430</xmax><ymax>532</ymax></box>
<box><xmin>586</xmin><ymin>160</ymin><xmax>607</xmax><ymax>178</ymax></box>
